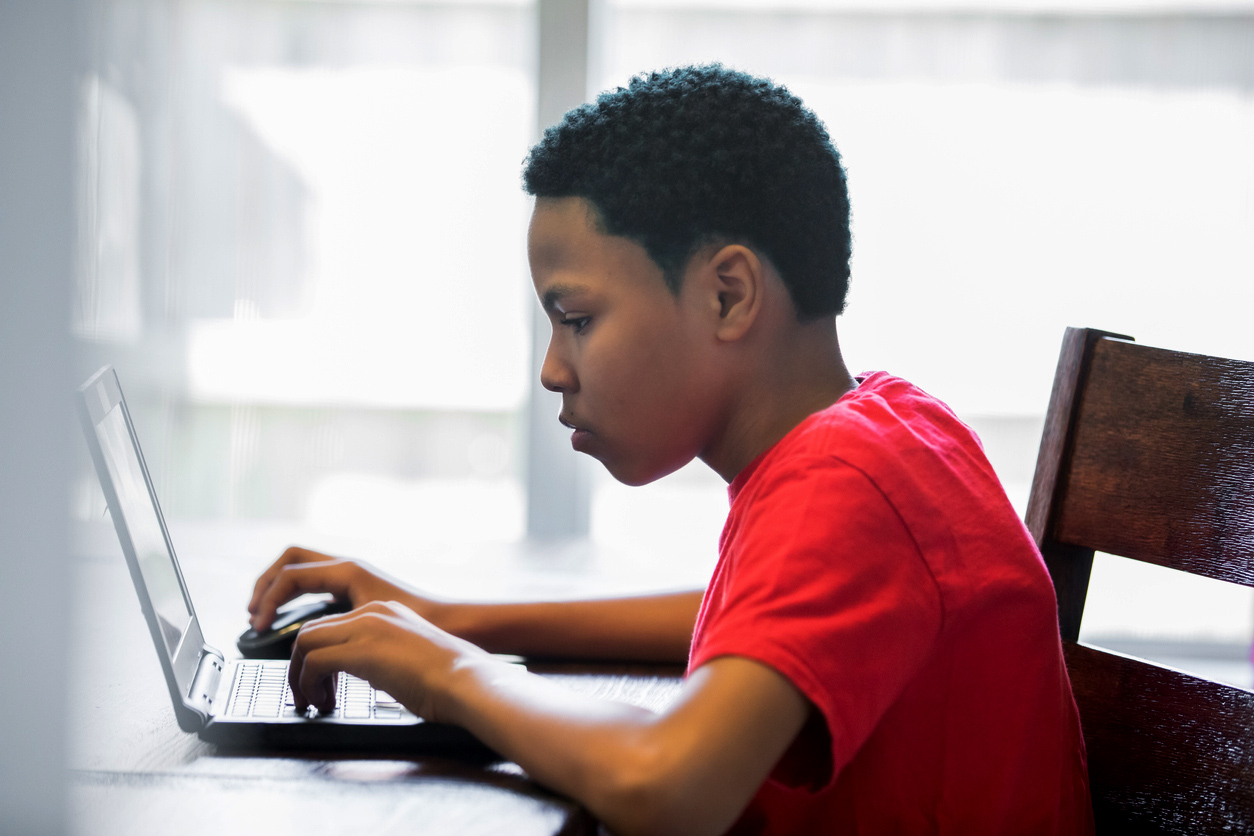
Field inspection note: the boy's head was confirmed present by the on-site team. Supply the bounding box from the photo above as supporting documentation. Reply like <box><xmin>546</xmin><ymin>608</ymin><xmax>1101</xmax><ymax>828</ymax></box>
<box><xmin>523</xmin><ymin>64</ymin><xmax>852</xmax><ymax>320</ymax></box>
<box><xmin>524</xmin><ymin>66</ymin><xmax>854</xmax><ymax>486</ymax></box>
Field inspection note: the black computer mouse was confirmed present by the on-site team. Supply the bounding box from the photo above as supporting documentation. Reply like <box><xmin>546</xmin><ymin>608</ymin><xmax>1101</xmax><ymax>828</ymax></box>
<box><xmin>237</xmin><ymin>596</ymin><xmax>353</xmax><ymax>659</ymax></box>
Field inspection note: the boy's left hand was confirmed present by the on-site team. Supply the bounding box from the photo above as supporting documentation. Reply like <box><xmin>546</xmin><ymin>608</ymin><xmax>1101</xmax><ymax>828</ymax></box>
<box><xmin>286</xmin><ymin>600</ymin><xmax>492</xmax><ymax>719</ymax></box>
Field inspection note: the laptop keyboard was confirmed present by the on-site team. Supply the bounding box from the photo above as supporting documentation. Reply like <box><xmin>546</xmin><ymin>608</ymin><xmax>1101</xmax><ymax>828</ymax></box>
<box><xmin>228</xmin><ymin>661</ymin><xmax>406</xmax><ymax>720</ymax></box>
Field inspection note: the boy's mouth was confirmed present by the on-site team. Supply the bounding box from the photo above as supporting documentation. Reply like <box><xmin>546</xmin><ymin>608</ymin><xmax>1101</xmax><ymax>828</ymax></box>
<box><xmin>559</xmin><ymin>415</ymin><xmax>593</xmax><ymax>451</ymax></box>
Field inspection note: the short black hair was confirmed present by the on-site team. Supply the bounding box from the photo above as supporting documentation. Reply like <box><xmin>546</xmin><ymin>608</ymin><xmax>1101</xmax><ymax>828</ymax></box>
<box><xmin>522</xmin><ymin>64</ymin><xmax>852</xmax><ymax>320</ymax></box>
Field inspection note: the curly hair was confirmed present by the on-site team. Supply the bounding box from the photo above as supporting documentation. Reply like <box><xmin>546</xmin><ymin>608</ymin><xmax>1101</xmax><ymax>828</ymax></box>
<box><xmin>522</xmin><ymin>64</ymin><xmax>851</xmax><ymax>320</ymax></box>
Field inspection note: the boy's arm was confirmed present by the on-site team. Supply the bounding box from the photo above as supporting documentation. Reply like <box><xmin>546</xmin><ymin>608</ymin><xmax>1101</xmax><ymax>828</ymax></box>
<box><xmin>289</xmin><ymin>602</ymin><xmax>810</xmax><ymax>836</ymax></box>
<box><xmin>248</xmin><ymin>547</ymin><xmax>702</xmax><ymax>663</ymax></box>
<box><xmin>434</xmin><ymin>592</ymin><xmax>702</xmax><ymax>662</ymax></box>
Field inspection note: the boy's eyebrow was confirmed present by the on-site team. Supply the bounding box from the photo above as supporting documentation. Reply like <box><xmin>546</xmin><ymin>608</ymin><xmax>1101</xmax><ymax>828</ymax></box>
<box><xmin>540</xmin><ymin>283</ymin><xmax>590</xmax><ymax>313</ymax></box>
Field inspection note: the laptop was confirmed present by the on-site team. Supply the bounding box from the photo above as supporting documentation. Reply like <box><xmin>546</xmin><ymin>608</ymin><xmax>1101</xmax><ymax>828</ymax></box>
<box><xmin>77</xmin><ymin>365</ymin><xmax>489</xmax><ymax>755</ymax></box>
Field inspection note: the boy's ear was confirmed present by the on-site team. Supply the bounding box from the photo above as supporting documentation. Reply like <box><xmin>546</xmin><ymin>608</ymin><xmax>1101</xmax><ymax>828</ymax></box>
<box><xmin>705</xmin><ymin>244</ymin><xmax>763</xmax><ymax>343</ymax></box>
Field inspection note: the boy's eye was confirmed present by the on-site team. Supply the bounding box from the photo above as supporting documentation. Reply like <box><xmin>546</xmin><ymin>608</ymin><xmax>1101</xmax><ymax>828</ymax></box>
<box><xmin>561</xmin><ymin>316</ymin><xmax>591</xmax><ymax>334</ymax></box>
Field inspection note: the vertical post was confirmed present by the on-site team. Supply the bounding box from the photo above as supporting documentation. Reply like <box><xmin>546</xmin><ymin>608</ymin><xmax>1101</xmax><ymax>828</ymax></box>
<box><xmin>0</xmin><ymin>1</ymin><xmax>77</xmax><ymax>833</ymax></box>
<box><xmin>526</xmin><ymin>0</ymin><xmax>598</xmax><ymax>538</ymax></box>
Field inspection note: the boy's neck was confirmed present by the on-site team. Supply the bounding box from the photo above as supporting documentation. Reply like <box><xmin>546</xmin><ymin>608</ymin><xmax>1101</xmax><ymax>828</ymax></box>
<box><xmin>701</xmin><ymin>322</ymin><xmax>857</xmax><ymax>484</ymax></box>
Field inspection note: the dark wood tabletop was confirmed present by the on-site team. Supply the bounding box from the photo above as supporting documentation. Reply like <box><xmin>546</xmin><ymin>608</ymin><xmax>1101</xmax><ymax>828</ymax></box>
<box><xmin>68</xmin><ymin>530</ymin><xmax>688</xmax><ymax>836</ymax></box>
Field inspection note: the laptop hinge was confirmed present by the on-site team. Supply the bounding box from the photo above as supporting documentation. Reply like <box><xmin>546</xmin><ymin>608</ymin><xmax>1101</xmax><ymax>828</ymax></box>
<box><xmin>188</xmin><ymin>648</ymin><xmax>226</xmax><ymax>719</ymax></box>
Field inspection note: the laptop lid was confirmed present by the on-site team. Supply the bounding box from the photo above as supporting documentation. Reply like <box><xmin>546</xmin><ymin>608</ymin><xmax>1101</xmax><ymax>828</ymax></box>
<box><xmin>77</xmin><ymin>366</ymin><xmax>212</xmax><ymax>732</ymax></box>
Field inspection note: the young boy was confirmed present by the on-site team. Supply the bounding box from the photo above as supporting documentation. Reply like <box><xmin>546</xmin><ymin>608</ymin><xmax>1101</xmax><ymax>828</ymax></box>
<box><xmin>247</xmin><ymin>65</ymin><xmax>1093</xmax><ymax>835</ymax></box>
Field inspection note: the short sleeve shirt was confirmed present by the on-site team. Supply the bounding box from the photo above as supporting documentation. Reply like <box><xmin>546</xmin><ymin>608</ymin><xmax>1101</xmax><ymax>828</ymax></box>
<box><xmin>688</xmin><ymin>372</ymin><xmax>1093</xmax><ymax>835</ymax></box>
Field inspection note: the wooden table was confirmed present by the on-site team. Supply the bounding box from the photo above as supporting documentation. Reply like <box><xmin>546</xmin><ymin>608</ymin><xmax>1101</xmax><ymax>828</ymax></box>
<box><xmin>68</xmin><ymin>529</ymin><xmax>688</xmax><ymax>836</ymax></box>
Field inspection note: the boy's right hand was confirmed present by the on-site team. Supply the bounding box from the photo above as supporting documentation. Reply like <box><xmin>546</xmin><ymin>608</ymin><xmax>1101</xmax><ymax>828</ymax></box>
<box><xmin>247</xmin><ymin>546</ymin><xmax>429</xmax><ymax>633</ymax></box>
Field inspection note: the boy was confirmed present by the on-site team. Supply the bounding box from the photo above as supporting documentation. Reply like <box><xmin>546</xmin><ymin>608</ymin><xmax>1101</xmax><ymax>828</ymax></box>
<box><xmin>247</xmin><ymin>65</ymin><xmax>1093</xmax><ymax>835</ymax></box>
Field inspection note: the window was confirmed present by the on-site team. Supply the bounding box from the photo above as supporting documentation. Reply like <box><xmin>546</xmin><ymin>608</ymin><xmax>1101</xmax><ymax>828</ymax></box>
<box><xmin>77</xmin><ymin>0</ymin><xmax>537</xmax><ymax>566</ymax></box>
<box><xmin>77</xmin><ymin>1</ymin><xmax>1254</xmax><ymax>657</ymax></box>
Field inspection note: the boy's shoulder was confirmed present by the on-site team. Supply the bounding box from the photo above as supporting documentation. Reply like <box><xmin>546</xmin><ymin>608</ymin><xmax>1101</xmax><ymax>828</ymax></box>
<box><xmin>735</xmin><ymin>371</ymin><xmax>989</xmax><ymax>503</ymax></box>
<box><xmin>730</xmin><ymin>370</ymin><xmax>1038</xmax><ymax>588</ymax></box>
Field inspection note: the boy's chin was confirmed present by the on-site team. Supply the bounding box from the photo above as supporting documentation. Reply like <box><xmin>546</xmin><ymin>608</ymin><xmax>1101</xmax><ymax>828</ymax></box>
<box><xmin>600</xmin><ymin>454</ymin><xmax>694</xmax><ymax>487</ymax></box>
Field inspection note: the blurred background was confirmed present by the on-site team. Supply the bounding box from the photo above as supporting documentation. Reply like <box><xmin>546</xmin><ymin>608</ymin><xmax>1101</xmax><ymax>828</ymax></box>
<box><xmin>71</xmin><ymin>0</ymin><xmax>1254</xmax><ymax>685</ymax></box>
<box><xmin>5</xmin><ymin>0</ymin><xmax>1254</xmax><ymax>830</ymax></box>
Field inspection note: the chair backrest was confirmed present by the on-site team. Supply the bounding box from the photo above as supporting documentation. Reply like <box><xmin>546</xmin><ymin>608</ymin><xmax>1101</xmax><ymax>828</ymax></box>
<box><xmin>1026</xmin><ymin>327</ymin><xmax>1254</xmax><ymax>835</ymax></box>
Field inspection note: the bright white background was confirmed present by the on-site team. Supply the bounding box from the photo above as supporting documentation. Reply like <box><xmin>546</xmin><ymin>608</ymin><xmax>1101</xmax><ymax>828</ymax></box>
<box><xmin>74</xmin><ymin>0</ymin><xmax>1254</xmax><ymax>686</ymax></box>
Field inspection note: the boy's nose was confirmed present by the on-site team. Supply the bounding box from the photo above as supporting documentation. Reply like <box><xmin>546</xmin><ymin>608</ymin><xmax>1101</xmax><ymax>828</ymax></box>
<box><xmin>540</xmin><ymin>338</ymin><xmax>577</xmax><ymax>394</ymax></box>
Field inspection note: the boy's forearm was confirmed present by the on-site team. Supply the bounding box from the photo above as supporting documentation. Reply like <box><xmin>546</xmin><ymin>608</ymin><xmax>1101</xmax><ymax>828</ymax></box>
<box><xmin>428</xmin><ymin>656</ymin><xmax>807</xmax><ymax>836</ymax></box>
<box><xmin>435</xmin><ymin>660</ymin><xmax>721</xmax><ymax>836</ymax></box>
<box><xmin>430</xmin><ymin>591</ymin><xmax>703</xmax><ymax>663</ymax></box>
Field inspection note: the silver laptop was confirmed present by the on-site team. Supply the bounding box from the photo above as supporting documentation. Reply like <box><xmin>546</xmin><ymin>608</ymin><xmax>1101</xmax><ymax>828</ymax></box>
<box><xmin>77</xmin><ymin>366</ymin><xmax>487</xmax><ymax>754</ymax></box>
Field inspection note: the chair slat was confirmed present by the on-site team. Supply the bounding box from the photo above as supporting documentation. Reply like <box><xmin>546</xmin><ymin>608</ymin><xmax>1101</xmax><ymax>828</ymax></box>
<box><xmin>1065</xmin><ymin>642</ymin><xmax>1254</xmax><ymax>835</ymax></box>
<box><xmin>1054</xmin><ymin>338</ymin><xmax>1254</xmax><ymax>586</ymax></box>
<box><xmin>1027</xmin><ymin>328</ymin><xmax>1132</xmax><ymax>545</ymax></box>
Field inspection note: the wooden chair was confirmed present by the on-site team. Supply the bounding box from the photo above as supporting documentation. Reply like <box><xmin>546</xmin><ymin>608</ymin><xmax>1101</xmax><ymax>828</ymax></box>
<box><xmin>1026</xmin><ymin>327</ymin><xmax>1254</xmax><ymax>835</ymax></box>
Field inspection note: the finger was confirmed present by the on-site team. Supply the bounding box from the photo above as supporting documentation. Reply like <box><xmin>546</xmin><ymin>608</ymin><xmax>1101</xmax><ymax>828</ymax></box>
<box><xmin>250</xmin><ymin>560</ymin><xmax>354</xmax><ymax>631</ymax></box>
<box><xmin>290</xmin><ymin>668</ymin><xmax>338</xmax><ymax>715</ymax></box>
<box><xmin>292</xmin><ymin>646</ymin><xmax>363</xmax><ymax>714</ymax></box>
<box><xmin>248</xmin><ymin>546</ymin><xmax>319</xmax><ymax>614</ymax></box>
<box><xmin>289</xmin><ymin>604</ymin><xmax>400</xmax><ymax>650</ymax></box>
<box><xmin>289</xmin><ymin>607</ymin><xmax>363</xmax><ymax>651</ymax></box>
<box><xmin>248</xmin><ymin>546</ymin><xmax>311</xmax><ymax>614</ymax></box>
<box><xmin>287</xmin><ymin>611</ymin><xmax>363</xmax><ymax>709</ymax></box>
<box><xmin>380</xmin><ymin>599</ymin><xmax>416</xmax><ymax>618</ymax></box>
<box><xmin>288</xmin><ymin>607</ymin><xmax>409</xmax><ymax>709</ymax></box>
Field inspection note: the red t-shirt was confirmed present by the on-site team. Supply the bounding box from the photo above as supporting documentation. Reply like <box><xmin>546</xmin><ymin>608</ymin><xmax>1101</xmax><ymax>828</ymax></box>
<box><xmin>688</xmin><ymin>372</ymin><xmax>1093</xmax><ymax>835</ymax></box>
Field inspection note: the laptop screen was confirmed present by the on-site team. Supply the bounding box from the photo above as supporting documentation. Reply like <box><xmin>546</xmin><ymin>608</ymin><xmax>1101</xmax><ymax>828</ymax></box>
<box><xmin>95</xmin><ymin>403</ymin><xmax>194</xmax><ymax>659</ymax></box>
